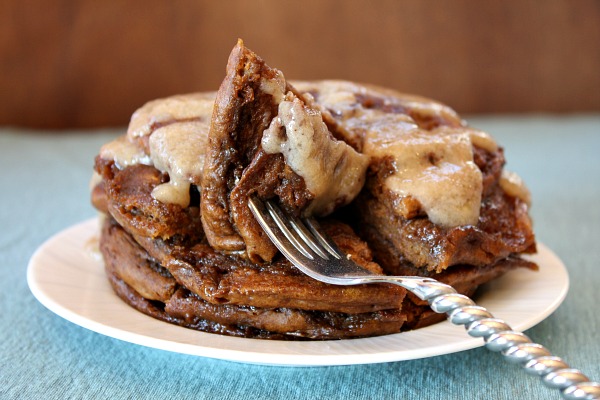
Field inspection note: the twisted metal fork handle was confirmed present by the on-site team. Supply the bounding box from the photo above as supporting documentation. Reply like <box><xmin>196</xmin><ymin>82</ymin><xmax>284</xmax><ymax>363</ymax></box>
<box><xmin>393</xmin><ymin>277</ymin><xmax>600</xmax><ymax>399</ymax></box>
<box><xmin>249</xmin><ymin>197</ymin><xmax>598</xmax><ymax>397</ymax></box>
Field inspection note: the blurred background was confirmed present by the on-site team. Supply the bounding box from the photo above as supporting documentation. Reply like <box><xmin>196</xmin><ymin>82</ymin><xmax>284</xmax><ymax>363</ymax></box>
<box><xmin>1</xmin><ymin>0</ymin><xmax>599</xmax><ymax>128</ymax></box>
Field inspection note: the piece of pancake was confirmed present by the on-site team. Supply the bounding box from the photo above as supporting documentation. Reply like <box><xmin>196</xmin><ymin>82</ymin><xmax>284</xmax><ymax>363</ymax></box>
<box><xmin>201</xmin><ymin>40</ymin><xmax>369</xmax><ymax>263</ymax></box>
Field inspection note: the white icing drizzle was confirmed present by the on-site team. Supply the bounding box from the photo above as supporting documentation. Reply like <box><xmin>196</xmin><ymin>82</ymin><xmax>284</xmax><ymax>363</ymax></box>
<box><xmin>262</xmin><ymin>94</ymin><xmax>369</xmax><ymax>216</ymax></box>
<box><xmin>99</xmin><ymin>93</ymin><xmax>214</xmax><ymax>207</ymax></box>
<box><xmin>259</xmin><ymin>70</ymin><xmax>286</xmax><ymax>104</ymax></box>
<box><xmin>99</xmin><ymin>135</ymin><xmax>152</xmax><ymax>169</ymax></box>
<box><xmin>127</xmin><ymin>92</ymin><xmax>215</xmax><ymax>139</ymax></box>
<box><xmin>499</xmin><ymin>170</ymin><xmax>531</xmax><ymax>206</ymax></box>
<box><xmin>98</xmin><ymin>80</ymin><xmax>515</xmax><ymax>227</ymax></box>
<box><xmin>149</xmin><ymin>120</ymin><xmax>209</xmax><ymax>207</ymax></box>
<box><xmin>367</xmin><ymin>127</ymin><xmax>483</xmax><ymax>227</ymax></box>
<box><xmin>469</xmin><ymin>129</ymin><xmax>498</xmax><ymax>153</ymax></box>
<box><xmin>293</xmin><ymin>80</ymin><xmax>497</xmax><ymax>227</ymax></box>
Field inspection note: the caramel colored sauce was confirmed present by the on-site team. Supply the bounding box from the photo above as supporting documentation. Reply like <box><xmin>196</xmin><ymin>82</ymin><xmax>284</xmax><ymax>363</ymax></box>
<box><xmin>262</xmin><ymin>94</ymin><xmax>369</xmax><ymax>216</ymax></box>
<box><xmin>99</xmin><ymin>81</ymin><xmax>528</xmax><ymax>226</ymax></box>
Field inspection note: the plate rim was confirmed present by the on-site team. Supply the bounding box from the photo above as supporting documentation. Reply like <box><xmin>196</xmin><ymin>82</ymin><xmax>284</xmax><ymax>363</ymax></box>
<box><xmin>27</xmin><ymin>218</ymin><xmax>569</xmax><ymax>366</ymax></box>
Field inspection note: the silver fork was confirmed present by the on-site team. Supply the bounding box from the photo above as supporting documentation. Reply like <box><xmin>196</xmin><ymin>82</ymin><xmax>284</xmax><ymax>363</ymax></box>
<box><xmin>248</xmin><ymin>196</ymin><xmax>600</xmax><ymax>400</ymax></box>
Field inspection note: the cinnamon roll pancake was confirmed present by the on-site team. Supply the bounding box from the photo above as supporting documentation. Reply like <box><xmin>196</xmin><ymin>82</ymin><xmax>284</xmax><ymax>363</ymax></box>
<box><xmin>91</xmin><ymin>40</ymin><xmax>536</xmax><ymax>340</ymax></box>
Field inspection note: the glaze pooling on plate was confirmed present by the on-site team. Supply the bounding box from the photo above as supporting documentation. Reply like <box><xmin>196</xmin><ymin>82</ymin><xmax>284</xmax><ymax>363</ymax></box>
<box><xmin>27</xmin><ymin>218</ymin><xmax>569</xmax><ymax>366</ymax></box>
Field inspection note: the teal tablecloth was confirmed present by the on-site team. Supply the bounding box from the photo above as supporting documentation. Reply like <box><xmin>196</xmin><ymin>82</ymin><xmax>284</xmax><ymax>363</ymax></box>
<box><xmin>1</xmin><ymin>115</ymin><xmax>599</xmax><ymax>399</ymax></box>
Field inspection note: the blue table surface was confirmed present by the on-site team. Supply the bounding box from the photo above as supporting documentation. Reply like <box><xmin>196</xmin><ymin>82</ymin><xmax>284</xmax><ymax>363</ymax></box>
<box><xmin>1</xmin><ymin>114</ymin><xmax>599</xmax><ymax>400</ymax></box>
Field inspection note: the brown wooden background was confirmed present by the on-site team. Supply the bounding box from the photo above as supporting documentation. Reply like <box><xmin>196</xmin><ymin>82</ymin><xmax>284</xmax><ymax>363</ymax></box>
<box><xmin>2</xmin><ymin>0</ymin><xmax>599</xmax><ymax>128</ymax></box>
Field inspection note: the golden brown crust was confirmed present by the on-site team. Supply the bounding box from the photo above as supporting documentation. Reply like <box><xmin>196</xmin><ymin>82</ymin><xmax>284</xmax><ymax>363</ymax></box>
<box><xmin>101</xmin><ymin>216</ymin><xmax>408</xmax><ymax>339</ymax></box>
<box><xmin>95</xmin><ymin>158</ymin><xmax>204</xmax><ymax>244</ymax></box>
<box><xmin>99</xmin><ymin>214</ymin><xmax>531</xmax><ymax>338</ymax></box>
<box><xmin>100</xmin><ymin>218</ymin><xmax>177</xmax><ymax>302</ymax></box>
<box><xmin>128</xmin><ymin>221</ymin><xmax>406</xmax><ymax>315</ymax></box>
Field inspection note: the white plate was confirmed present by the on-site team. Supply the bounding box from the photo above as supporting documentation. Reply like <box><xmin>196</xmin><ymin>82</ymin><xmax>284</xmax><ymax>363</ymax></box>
<box><xmin>27</xmin><ymin>218</ymin><xmax>569</xmax><ymax>366</ymax></box>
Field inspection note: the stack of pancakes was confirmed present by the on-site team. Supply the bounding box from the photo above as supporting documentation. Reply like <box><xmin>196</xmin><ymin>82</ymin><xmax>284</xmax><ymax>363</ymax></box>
<box><xmin>91</xmin><ymin>40</ymin><xmax>536</xmax><ymax>340</ymax></box>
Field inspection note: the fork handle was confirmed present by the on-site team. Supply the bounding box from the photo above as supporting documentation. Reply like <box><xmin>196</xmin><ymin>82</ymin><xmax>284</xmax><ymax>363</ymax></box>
<box><xmin>395</xmin><ymin>277</ymin><xmax>600</xmax><ymax>399</ymax></box>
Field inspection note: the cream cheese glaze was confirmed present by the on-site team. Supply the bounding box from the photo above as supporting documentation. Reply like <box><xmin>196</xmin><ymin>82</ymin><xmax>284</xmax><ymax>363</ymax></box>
<box><xmin>262</xmin><ymin>94</ymin><xmax>370</xmax><ymax>216</ymax></box>
<box><xmin>367</xmin><ymin>127</ymin><xmax>484</xmax><ymax>227</ymax></box>
<box><xmin>294</xmin><ymin>81</ymin><xmax>503</xmax><ymax>227</ymax></box>
<box><xmin>149</xmin><ymin>120</ymin><xmax>209</xmax><ymax>207</ymax></box>
<box><xmin>99</xmin><ymin>135</ymin><xmax>152</xmax><ymax>169</ymax></box>
<box><xmin>499</xmin><ymin>170</ymin><xmax>531</xmax><ymax>206</ymax></box>
<box><xmin>127</xmin><ymin>92</ymin><xmax>215</xmax><ymax>139</ymax></box>
<box><xmin>98</xmin><ymin>80</ymin><xmax>529</xmax><ymax>226</ymax></box>
<box><xmin>100</xmin><ymin>93</ymin><xmax>214</xmax><ymax>207</ymax></box>
<box><xmin>258</xmin><ymin>71</ymin><xmax>370</xmax><ymax>216</ymax></box>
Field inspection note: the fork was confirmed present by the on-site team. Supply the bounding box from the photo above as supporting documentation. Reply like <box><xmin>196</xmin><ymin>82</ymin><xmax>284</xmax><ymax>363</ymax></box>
<box><xmin>248</xmin><ymin>196</ymin><xmax>600</xmax><ymax>400</ymax></box>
